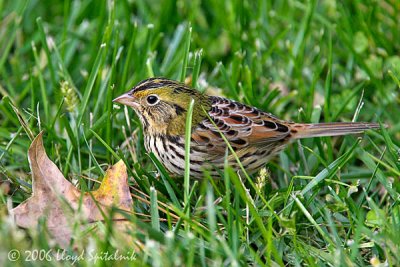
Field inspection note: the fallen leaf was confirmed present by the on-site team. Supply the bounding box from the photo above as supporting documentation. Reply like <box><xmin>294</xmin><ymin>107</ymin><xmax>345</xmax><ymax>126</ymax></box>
<box><xmin>10</xmin><ymin>132</ymin><xmax>134</xmax><ymax>247</ymax></box>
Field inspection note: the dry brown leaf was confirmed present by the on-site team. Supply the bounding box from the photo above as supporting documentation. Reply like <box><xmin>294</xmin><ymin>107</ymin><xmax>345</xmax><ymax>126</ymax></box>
<box><xmin>10</xmin><ymin>132</ymin><xmax>134</xmax><ymax>248</ymax></box>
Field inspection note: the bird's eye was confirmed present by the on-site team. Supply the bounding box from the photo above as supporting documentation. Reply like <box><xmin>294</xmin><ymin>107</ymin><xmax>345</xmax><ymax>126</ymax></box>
<box><xmin>146</xmin><ymin>95</ymin><xmax>159</xmax><ymax>106</ymax></box>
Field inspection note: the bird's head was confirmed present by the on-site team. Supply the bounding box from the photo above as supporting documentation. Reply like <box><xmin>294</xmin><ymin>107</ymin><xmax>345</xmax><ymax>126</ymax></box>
<box><xmin>113</xmin><ymin>78</ymin><xmax>211</xmax><ymax>135</ymax></box>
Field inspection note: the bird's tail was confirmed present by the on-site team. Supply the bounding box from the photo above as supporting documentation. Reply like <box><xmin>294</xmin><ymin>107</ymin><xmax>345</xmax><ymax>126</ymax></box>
<box><xmin>292</xmin><ymin>122</ymin><xmax>381</xmax><ymax>139</ymax></box>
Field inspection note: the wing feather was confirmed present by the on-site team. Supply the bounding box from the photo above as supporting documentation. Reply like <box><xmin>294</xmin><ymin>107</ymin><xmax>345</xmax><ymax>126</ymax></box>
<box><xmin>191</xmin><ymin>96</ymin><xmax>291</xmax><ymax>156</ymax></box>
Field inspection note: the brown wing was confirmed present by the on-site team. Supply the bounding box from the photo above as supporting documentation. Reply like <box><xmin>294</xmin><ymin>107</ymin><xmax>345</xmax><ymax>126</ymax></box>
<box><xmin>191</xmin><ymin>96</ymin><xmax>291</xmax><ymax>156</ymax></box>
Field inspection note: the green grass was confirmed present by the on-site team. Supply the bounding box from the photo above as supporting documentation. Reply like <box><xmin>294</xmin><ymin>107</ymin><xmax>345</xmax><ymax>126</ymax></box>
<box><xmin>1</xmin><ymin>0</ymin><xmax>400</xmax><ymax>266</ymax></box>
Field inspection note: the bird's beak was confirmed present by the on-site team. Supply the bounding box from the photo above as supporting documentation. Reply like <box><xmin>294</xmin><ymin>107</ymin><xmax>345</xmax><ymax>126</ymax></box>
<box><xmin>113</xmin><ymin>92</ymin><xmax>140</xmax><ymax>108</ymax></box>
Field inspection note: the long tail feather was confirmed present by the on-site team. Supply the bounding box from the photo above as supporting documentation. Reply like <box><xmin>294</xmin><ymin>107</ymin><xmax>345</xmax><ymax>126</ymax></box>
<box><xmin>293</xmin><ymin>122</ymin><xmax>381</xmax><ymax>139</ymax></box>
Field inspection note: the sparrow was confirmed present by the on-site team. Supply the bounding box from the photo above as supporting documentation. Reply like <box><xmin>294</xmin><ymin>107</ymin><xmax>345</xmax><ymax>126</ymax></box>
<box><xmin>114</xmin><ymin>78</ymin><xmax>380</xmax><ymax>178</ymax></box>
